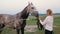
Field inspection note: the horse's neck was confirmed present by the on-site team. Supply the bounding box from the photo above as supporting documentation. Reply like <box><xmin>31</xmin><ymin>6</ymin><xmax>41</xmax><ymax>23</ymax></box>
<box><xmin>16</xmin><ymin>6</ymin><xmax>29</xmax><ymax>19</ymax></box>
<box><xmin>20</xmin><ymin>10</ymin><xmax>29</xmax><ymax>19</ymax></box>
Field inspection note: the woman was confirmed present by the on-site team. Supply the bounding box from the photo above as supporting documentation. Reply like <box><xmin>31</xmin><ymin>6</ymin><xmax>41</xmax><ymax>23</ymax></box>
<box><xmin>39</xmin><ymin>9</ymin><xmax>53</xmax><ymax>34</ymax></box>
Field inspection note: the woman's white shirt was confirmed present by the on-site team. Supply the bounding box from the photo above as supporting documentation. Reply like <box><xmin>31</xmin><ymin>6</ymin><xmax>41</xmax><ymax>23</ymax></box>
<box><xmin>40</xmin><ymin>16</ymin><xmax>53</xmax><ymax>31</ymax></box>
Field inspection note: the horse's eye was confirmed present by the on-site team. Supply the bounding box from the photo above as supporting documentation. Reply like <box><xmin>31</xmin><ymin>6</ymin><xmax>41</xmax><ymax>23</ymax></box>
<box><xmin>31</xmin><ymin>7</ymin><xmax>34</xmax><ymax>9</ymax></box>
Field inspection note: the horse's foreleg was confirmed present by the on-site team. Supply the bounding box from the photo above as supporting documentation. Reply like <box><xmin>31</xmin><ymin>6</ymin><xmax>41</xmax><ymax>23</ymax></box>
<box><xmin>21</xmin><ymin>27</ymin><xmax>24</xmax><ymax>34</ymax></box>
<box><xmin>0</xmin><ymin>24</ymin><xmax>5</xmax><ymax>34</ymax></box>
<box><xmin>16</xmin><ymin>28</ymin><xmax>20</xmax><ymax>34</ymax></box>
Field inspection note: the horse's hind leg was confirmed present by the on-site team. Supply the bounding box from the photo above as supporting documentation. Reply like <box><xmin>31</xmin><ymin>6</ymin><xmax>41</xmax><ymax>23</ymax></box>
<box><xmin>0</xmin><ymin>24</ymin><xmax>5</xmax><ymax>34</ymax></box>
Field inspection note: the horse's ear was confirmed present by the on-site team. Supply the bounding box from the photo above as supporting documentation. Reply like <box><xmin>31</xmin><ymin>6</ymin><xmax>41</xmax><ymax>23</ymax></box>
<box><xmin>28</xmin><ymin>2</ymin><xmax>30</xmax><ymax>5</ymax></box>
<box><xmin>31</xmin><ymin>2</ymin><xmax>33</xmax><ymax>5</ymax></box>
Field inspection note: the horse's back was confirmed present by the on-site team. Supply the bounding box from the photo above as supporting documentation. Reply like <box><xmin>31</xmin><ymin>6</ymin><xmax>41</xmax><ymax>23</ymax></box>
<box><xmin>0</xmin><ymin>14</ymin><xmax>13</xmax><ymax>22</ymax></box>
<box><xmin>0</xmin><ymin>14</ymin><xmax>21</xmax><ymax>29</ymax></box>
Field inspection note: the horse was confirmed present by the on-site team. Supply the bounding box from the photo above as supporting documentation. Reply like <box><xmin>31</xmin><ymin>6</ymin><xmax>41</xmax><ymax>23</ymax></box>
<box><xmin>0</xmin><ymin>3</ymin><xmax>42</xmax><ymax>34</ymax></box>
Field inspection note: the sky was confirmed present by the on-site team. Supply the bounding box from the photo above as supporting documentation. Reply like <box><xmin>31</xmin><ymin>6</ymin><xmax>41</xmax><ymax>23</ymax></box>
<box><xmin>0</xmin><ymin>0</ymin><xmax>60</xmax><ymax>14</ymax></box>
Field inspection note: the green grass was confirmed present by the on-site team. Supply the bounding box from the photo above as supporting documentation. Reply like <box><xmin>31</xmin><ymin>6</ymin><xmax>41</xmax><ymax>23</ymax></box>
<box><xmin>54</xmin><ymin>16</ymin><xmax>60</xmax><ymax>26</ymax></box>
<box><xmin>1</xmin><ymin>15</ymin><xmax>60</xmax><ymax>34</ymax></box>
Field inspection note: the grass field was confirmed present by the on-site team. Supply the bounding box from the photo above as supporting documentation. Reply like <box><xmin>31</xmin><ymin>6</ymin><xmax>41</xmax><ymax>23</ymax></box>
<box><xmin>1</xmin><ymin>15</ymin><xmax>60</xmax><ymax>34</ymax></box>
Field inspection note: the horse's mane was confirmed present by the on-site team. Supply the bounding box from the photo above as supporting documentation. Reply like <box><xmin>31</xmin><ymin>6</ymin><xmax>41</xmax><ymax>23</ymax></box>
<box><xmin>16</xmin><ymin>5</ymin><xmax>29</xmax><ymax>19</ymax></box>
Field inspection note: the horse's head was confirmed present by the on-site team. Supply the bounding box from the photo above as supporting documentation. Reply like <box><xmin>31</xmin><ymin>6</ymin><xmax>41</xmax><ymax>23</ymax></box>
<box><xmin>27</xmin><ymin>2</ymin><xmax>39</xmax><ymax>17</ymax></box>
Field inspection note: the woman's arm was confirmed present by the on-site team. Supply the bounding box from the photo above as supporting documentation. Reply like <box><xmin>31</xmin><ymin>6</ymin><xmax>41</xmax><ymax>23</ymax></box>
<box><xmin>39</xmin><ymin>17</ymin><xmax>48</xmax><ymax>25</ymax></box>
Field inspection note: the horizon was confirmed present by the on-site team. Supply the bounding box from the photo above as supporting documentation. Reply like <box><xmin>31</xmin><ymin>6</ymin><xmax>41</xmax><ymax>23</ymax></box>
<box><xmin>0</xmin><ymin>0</ymin><xmax>60</xmax><ymax>15</ymax></box>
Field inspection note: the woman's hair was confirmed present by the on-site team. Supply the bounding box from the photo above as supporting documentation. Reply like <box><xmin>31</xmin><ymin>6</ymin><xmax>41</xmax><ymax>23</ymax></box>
<box><xmin>47</xmin><ymin>9</ymin><xmax>52</xmax><ymax>15</ymax></box>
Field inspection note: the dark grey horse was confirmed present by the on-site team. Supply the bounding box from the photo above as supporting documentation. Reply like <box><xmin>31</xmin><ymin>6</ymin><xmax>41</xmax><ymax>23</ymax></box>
<box><xmin>0</xmin><ymin>3</ymin><xmax>42</xmax><ymax>34</ymax></box>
